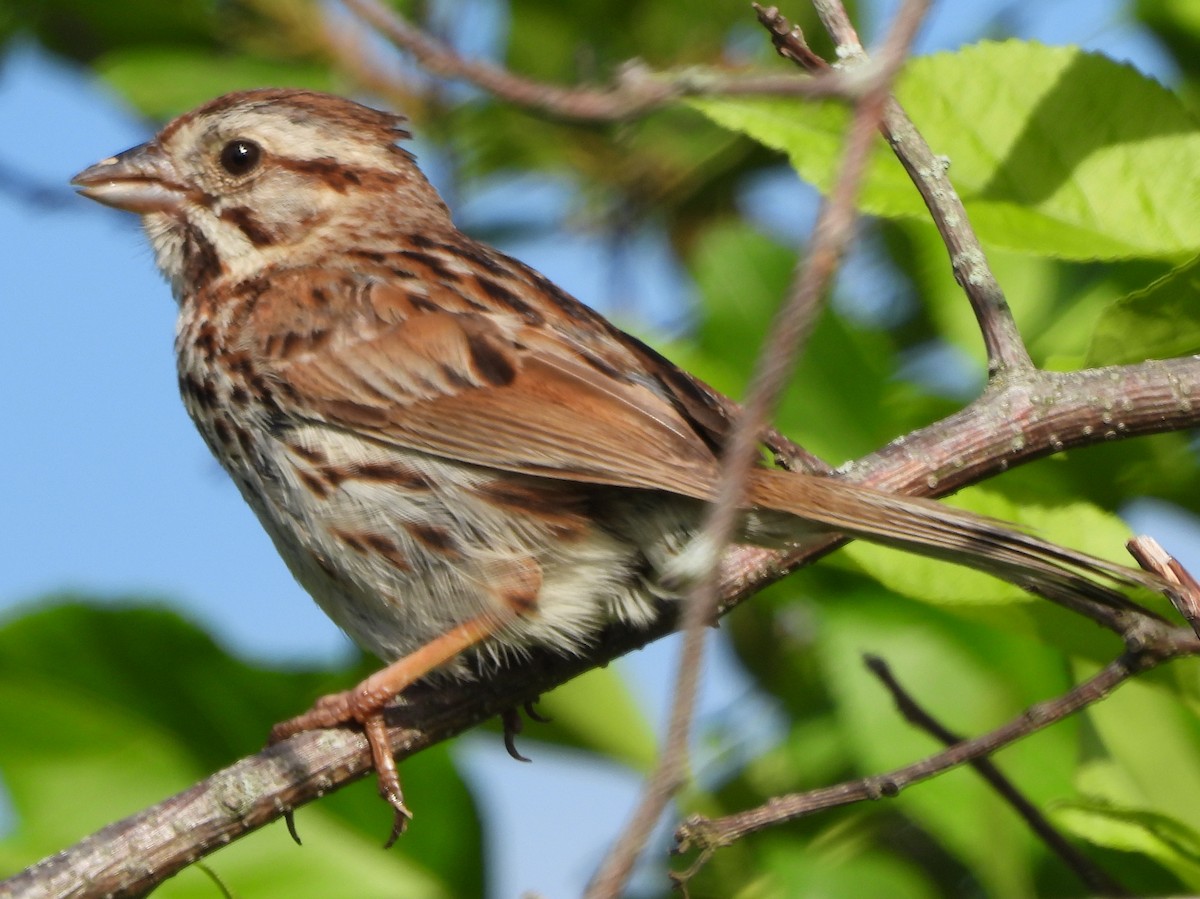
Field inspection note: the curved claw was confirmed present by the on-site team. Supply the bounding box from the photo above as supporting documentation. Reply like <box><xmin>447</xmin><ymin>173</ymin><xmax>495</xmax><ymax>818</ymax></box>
<box><xmin>384</xmin><ymin>806</ymin><xmax>412</xmax><ymax>850</ymax></box>
<box><xmin>284</xmin><ymin>810</ymin><xmax>303</xmax><ymax>846</ymax></box>
<box><xmin>501</xmin><ymin>707</ymin><xmax>533</xmax><ymax>763</ymax></box>
<box><xmin>523</xmin><ymin>699</ymin><xmax>552</xmax><ymax>724</ymax></box>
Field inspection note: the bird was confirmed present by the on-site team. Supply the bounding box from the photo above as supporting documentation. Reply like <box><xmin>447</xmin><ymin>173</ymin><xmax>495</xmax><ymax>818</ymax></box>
<box><xmin>71</xmin><ymin>88</ymin><xmax>1162</xmax><ymax>840</ymax></box>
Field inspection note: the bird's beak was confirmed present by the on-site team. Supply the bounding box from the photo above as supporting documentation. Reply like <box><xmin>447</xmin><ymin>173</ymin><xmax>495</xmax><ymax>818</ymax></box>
<box><xmin>71</xmin><ymin>142</ymin><xmax>185</xmax><ymax>215</ymax></box>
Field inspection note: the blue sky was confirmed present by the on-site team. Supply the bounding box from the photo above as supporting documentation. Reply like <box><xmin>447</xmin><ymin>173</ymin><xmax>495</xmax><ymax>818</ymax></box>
<box><xmin>0</xmin><ymin>1</ymin><xmax>1191</xmax><ymax>895</ymax></box>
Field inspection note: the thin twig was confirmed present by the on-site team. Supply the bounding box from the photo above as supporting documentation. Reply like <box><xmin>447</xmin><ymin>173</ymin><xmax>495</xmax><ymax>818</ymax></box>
<box><xmin>756</xmin><ymin>4</ymin><xmax>1032</xmax><ymax>374</ymax></box>
<box><xmin>583</xmin><ymin>3</ymin><xmax>931</xmax><ymax>897</ymax></box>
<box><xmin>863</xmin><ymin>654</ymin><xmax>1131</xmax><ymax>897</ymax></box>
<box><xmin>673</xmin><ymin>636</ymin><xmax>1193</xmax><ymax>871</ymax></box>
<box><xmin>340</xmin><ymin>0</ymin><xmax>876</xmax><ymax>120</ymax></box>
<box><xmin>1128</xmin><ymin>536</ymin><xmax>1200</xmax><ymax>639</ymax></box>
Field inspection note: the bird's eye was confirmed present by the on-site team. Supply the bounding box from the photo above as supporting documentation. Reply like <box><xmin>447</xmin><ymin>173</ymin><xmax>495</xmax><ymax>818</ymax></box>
<box><xmin>219</xmin><ymin>139</ymin><xmax>262</xmax><ymax>176</ymax></box>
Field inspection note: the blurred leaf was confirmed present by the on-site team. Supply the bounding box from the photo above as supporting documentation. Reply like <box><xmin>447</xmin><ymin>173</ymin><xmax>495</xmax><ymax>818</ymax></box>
<box><xmin>0</xmin><ymin>0</ymin><xmax>217</xmax><ymax>62</ymax></box>
<box><xmin>1076</xmin><ymin>659</ymin><xmax>1200</xmax><ymax>829</ymax></box>
<box><xmin>97</xmin><ymin>48</ymin><xmax>337</xmax><ymax>120</ymax></box>
<box><xmin>816</xmin><ymin>594</ymin><xmax>1077</xmax><ymax>898</ymax></box>
<box><xmin>0</xmin><ymin>600</ymin><xmax>480</xmax><ymax>897</ymax></box>
<box><xmin>684</xmin><ymin>220</ymin><xmax>901</xmax><ymax>460</ymax></box>
<box><xmin>891</xmin><ymin>217</ymin><xmax>1173</xmax><ymax>370</ymax></box>
<box><xmin>510</xmin><ymin>663</ymin><xmax>657</xmax><ymax>771</ymax></box>
<box><xmin>691</xmin><ymin>41</ymin><xmax>1200</xmax><ymax>260</ymax></box>
<box><xmin>740</xmin><ymin>836</ymin><xmax>939</xmax><ymax>899</ymax></box>
<box><xmin>1135</xmin><ymin>0</ymin><xmax>1200</xmax><ymax>84</ymax></box>
<box><xmin>1053</xmin><ymin>799</ymin><xmax>1200</xmax><ymax>886</ymax></box>
<box><xmin>1087</xmin><ymin>253</ymin><xmax>1200</xmax><ymax>365</ymax></box>
<box><xmin>505</xmin><ymin>0</ymin><xmax>775</xmax><ymax>80</ymax></box>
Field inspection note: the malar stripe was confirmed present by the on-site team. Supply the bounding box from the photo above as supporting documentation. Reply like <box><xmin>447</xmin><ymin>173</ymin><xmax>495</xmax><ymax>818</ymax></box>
<box><xmin>220</xmin><ymin>206</ymin><xmax>276</xmax><ymax>247</ymax></box>
<box><xmin>182</xmin><ymin>227</ymin><xmax>223</xmax><ymax>290</ymax></box>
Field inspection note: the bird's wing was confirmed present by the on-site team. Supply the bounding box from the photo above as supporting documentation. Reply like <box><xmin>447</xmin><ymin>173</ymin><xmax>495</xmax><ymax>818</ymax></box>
<box><xmin>264</xmin><ymin>279</ymin><xmax>725</xmax><ymax>499</ymax></box>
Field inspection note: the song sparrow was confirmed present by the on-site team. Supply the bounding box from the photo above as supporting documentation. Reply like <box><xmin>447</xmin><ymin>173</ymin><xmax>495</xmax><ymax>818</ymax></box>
<box><xmin>72</xmin><ymin>89</ymin><xmax>1160</xmax><ymax>838</ymax></box>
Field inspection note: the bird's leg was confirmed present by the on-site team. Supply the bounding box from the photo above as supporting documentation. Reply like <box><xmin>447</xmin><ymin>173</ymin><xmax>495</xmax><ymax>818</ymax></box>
<box><xmin>269</xmin><ymin>614</ymin><xmax>504</xmax><ymax>845</ymax></box>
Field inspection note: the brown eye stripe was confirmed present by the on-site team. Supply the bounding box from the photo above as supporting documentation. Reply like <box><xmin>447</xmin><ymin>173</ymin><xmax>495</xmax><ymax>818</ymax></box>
<box><xmin>273</xmin><ymin>156</ymin><xmax>364</xmax><ymax>192</ymax></box>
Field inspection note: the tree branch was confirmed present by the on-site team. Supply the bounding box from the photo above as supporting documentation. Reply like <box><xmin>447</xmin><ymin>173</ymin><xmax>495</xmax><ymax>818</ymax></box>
<box><xmin>862</xmin><ymin>654</ymin><xmax>1131</xmax><ymax>897</ymax></box>
<box><xmin>338</xmin><ymin>0</ymin><xmax>880</xmax><ymax>120</ymax></box>
<box><xmin>755</xmin><ymin>3</ymin><xmax>1031</xmax><ymax>373</ymax></box>
<box><xmin>673</xmin><ymin>627</ymin><xmax>1199</xmax><ymax>872</ymax></box>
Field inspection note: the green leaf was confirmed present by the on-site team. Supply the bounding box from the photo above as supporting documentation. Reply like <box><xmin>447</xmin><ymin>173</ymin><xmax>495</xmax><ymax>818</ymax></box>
<box><xmin>1053</xmin><ymin>798</ymin><xmax>1200</xmax><ymax>885</ymax></box>
<box><xmin>816</xmin><ymin>595</ymin><xmax>1076</xmax><ymax>899</ymax></box>
<box><xmin>745</xmin><ymin>837</ymin><xmax>939</xmax><ymax>899</ymax></box>
<box><xmin>1087</xmin><ymin>253</ymin><xmax>1200</xmax><ymax>365</ymax></box>
<box><xmin>1075</xmin><ymin>660</ymin><xmax>1200</xmax><ymax>830</ymax></box>
<box><xmin>691</xmin><ymin>41</ymin><xmax>1200</xmax><ymax>260</ymax></box>
<box><xmin>97</xmin><ymin>48</ymin><xmax>337</xmax><ymax>120</ymax></box>
<box><xmin>684</xmin><ymin>220</ymin><xmax>901</xmax><ymax>459</ymax></box>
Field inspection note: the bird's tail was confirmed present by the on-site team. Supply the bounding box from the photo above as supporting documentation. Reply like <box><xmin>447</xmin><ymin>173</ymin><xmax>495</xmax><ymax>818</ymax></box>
<box><xmin>743</xmin><ymin>467</ymin><xmax>1163</xmax><ymax>609</ymax></box>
